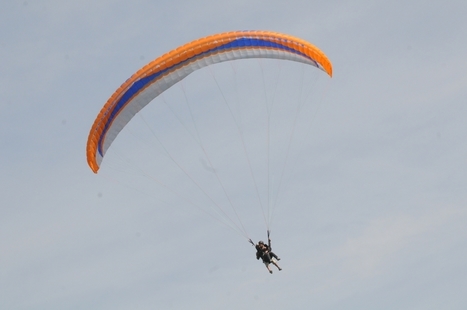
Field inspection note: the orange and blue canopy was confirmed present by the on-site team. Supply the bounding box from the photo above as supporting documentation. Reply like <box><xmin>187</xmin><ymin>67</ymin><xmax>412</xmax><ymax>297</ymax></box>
<box><xmin>86</xmin><ymin>30</ymin><xmax>332</xmax><ymax>173</ymax></box>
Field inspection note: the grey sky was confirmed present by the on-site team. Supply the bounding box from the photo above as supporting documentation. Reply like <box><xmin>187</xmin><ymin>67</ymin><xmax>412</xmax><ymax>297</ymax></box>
<box><xmin>1</xmin><ymin>0</ymin><xmax>467</xmax><ymax>309</ymax></box>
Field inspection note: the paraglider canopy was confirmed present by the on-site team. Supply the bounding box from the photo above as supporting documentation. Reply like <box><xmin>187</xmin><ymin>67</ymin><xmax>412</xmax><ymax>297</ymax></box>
<box><xmin>86</xmin><ymin>30</ymin><xmax>332</xmax><ymax>174</ymax></box>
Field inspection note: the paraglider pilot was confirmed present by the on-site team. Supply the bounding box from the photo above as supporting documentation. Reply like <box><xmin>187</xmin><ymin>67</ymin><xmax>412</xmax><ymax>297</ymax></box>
<box><xmin>255</xmin><ymin>238</ymin><xmax>282</xmax><ymax>274</ymax></box>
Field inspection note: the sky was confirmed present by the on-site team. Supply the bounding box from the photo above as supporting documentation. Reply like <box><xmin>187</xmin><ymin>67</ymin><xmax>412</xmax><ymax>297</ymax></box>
<box><xmin>1</xmin><ymin>0</ymin><xmax>467</xmax><ymax>309</ymax></box>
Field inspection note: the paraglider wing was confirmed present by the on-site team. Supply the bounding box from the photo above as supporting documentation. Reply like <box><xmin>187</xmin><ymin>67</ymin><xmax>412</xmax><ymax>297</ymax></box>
<box><xmin>86</xmin><ymin>30</ymin><xmax>332</xmax><ymax>173</ymax></box>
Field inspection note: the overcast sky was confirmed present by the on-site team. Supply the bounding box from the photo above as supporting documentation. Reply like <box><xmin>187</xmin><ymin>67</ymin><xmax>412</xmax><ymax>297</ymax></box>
<box><xmin>1</xmin><ymin>1</ymin><xmax>467</xmax><ymax>309</ymax></box>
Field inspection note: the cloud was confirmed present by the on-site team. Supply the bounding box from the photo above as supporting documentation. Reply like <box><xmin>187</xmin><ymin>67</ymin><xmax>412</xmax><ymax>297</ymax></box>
<box><xmin>338</xmin><ymin>205</ymin><xmax>467</xmax><ymax>278</ymax></box>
